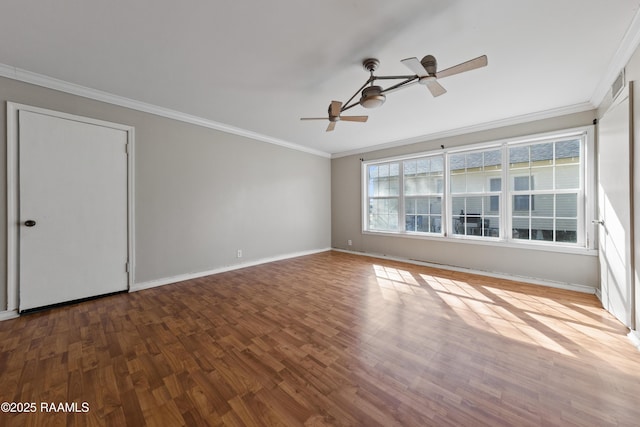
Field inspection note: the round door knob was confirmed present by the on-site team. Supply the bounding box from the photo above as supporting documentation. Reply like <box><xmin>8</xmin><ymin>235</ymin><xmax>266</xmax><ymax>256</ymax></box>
<box><xmin>24</xmin><ymin>220</ymin><xmax>36</xmax><ymax>227</ymax></box>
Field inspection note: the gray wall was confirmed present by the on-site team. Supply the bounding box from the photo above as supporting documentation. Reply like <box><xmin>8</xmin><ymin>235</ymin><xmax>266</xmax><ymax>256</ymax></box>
<box><xmin>0</xmin><ymin>77</ymin><xmax>331</xmax><ymax>310</ymax></box>
<box><xmin>332</xmin><ymin>110</ymin><xmax>599</xmax><ymax>289</ymax></box>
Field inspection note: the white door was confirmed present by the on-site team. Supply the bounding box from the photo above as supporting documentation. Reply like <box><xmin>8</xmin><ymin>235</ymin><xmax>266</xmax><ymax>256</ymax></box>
<box><xmin>597</xmin><ymin>88</ymin><xmax>633</xmax><ymax>327</ymax></box>
<box><xmin>18</xmin><ymin>110</ymin><xmax>129</xmax><ymax>311</ymax></box>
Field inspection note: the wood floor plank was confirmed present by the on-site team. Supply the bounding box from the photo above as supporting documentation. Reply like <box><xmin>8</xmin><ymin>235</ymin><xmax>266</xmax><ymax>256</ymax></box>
<box><xmin>1</xmin><ymin>250</ymin><xmax>640</xmax><ymax>426</ymax></box>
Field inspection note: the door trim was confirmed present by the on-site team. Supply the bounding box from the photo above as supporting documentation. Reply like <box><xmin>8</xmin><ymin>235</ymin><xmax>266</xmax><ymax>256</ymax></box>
<box><xmin>6</xmin><ymin>102</ymin><xmax>135</xmax><ymax>312</ymax></box>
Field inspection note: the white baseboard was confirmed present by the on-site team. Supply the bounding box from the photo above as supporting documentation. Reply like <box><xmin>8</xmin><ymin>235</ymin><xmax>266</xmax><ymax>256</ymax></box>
<box><xmin>0</xmin><ymin>310</ymin><xmax>19</xmax><ymax>321</ymax></box>
<box><xmin>595</xmin><ymin>288</ymin><xmax>603</xmax><ymax>303</ymax></box>
<box><xmin>130</xmin><ymin>248</ymin><xmax>331</xmax><ymax>292</ymax></box>
<box><xmin>628</xmin><ymin>330</ymin><xmax>640</xmax><ymax>351</ymax></box>
<box><xmin>333</xmin><ymin>249</ymin><xmax>596</xmax><ymax>294</ymax></box>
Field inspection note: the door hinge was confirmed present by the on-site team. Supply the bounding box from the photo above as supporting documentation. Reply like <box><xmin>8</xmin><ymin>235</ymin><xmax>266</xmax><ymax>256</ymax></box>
<box><xmin>125</xmin><ymin>262</ymin><xmax>130</xmax><ymax>273</ymax></box>
<box><xmin>125</xmin><ymin>143</ymin><xmax>129</xmax><ymax>154</ymax></box>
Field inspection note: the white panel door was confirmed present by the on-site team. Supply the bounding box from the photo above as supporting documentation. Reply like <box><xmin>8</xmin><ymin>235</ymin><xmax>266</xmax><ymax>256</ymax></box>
<box><xmin>19</xmin><ymin>110</ymin><xmax>129</xmax><ymax>311</ymax></box>
<box><xmin>597</xmin><ymin>90</ymin><xmax>633</xmax><ymax>327</ymax></box>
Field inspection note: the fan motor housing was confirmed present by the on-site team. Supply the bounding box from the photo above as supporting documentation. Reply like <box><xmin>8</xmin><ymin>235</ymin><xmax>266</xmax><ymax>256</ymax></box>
<box><xmin>360</xmin><ymin>85</ymin><xmax>386</xmax><ymax>108</ymax></box>
<box><xmin>421</xmin><ymin>55</ymin><xmax>437</xmax><ymax>75</ymax></box>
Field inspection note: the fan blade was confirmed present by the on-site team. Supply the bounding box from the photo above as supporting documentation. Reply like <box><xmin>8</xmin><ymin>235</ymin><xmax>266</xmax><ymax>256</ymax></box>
<box><xmin>329</xmin><ymin>100</ymin><xmax>342</xmax><ymax>117</ymax></box>
<box><xmin>436</xmin><ymin>55</ymin><xmax>487</xmax><ymax>79</ymax></box>
<box><xmin>326</xmin><ymin>122</ymin><xmax>336</xmax><ymax>132</ymax></box>
<box><xmin>301</xmin><ymin>117</ymin><xmax>328</xmax><ymax>120</ymax></box>
<box><xmin>401</xmin><ymin>57</ymin><xmax>428</xmax><ymax>77</ymax></box>
<box><xmin>340</xmin><ymin>116</ymin><xmax>368</xmax><ymax>122</ymax></box>
<box><xmin>426</xmin><ymin>80</ymin><xmax>447</xmax><ymax>97</ymax></box>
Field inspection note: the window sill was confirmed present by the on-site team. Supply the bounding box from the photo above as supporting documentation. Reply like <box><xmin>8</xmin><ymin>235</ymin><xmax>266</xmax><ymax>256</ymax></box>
<box><xmin>361</xmin><ymin>230</ymin><xmax>597</xmax><ymax>256</ymax></box>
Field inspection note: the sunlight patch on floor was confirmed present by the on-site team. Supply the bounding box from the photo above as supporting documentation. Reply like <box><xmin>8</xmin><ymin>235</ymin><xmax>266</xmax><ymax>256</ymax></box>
<box><xmin>372</xmin><ymin>265</ymin><xmax>580</xmax><ymax>357</ymax></box>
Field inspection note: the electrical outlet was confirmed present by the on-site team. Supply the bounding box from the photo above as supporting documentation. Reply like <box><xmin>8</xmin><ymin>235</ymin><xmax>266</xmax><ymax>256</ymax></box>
<box><xmin>237</xmin><ymin>249</ymin><xmax>242</xmax><ymax>258</ymax></box>
<box><xmin>348</xmin><ymin>239</ymin><xmax>352</xmax><ymax>246</ymax></box>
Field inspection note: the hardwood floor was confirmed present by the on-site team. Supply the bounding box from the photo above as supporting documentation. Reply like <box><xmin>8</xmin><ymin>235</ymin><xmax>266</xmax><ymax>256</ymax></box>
<box><xmin>1</xmin><ymin>250</ymin><xmax>639</xmax><ymax>426</ymax></box>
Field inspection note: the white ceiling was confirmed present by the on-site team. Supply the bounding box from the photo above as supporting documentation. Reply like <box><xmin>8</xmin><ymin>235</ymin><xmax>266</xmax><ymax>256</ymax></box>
<box><xmin>1</xmin><ymin>0</ymin><xmax>639</xmax><ymax>156</ymax></box>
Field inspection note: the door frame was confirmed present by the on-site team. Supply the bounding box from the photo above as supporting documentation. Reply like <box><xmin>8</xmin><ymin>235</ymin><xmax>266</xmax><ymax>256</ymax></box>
<box><xmin>6</xmin><ymin>102</ymin><xmax>135</xmax><ymax>312</ymax></box>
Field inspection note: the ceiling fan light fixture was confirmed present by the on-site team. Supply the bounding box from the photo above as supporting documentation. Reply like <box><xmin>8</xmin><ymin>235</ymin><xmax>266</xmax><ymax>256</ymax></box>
<box><xmin>359</xmin><ymin>85</ymin><xmax>386</xmax><ymax>108</ymax></box>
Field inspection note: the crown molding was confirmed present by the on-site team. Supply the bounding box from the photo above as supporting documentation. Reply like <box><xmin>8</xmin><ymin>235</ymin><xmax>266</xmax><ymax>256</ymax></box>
<box><xmin>331</xmin><ymin>102</ymin><xmax>595</xmax><ymax>158</ymax></box>
<box><xmin>590</xmin><ymin>5</ymin><xmax>640</xmax><ymax>107</ymax></box>
<box><xmin>0</xmin><ymin>63</ymin><xmax>331</xmax><ymax>159</ymax></box>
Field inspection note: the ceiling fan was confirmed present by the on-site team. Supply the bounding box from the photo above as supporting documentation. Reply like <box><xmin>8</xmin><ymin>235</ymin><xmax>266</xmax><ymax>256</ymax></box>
<box><xmin>301</xmin><ymin>54</ymin><xmax>487</xmax><ymax>131</ymax></box>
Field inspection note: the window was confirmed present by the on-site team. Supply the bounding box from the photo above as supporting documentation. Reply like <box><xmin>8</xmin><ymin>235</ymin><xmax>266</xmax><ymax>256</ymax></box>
<box><xmin>509</xmin><ymin>139</ymin><xmax>581</xmax><ymax>243</ymax></box>
<box><xmin>367</xmin><ymin>162</ymin><xmax>400</xmax><ymax>231</ymax></box>
<box><xmin>362</xmin><ymin>127</ymin><xmax>592</xmax><ymax>250</ymax></box>
<box><xmin>366</xmin><ymin>156</ymin><xmax>444</xmax><ymax>234</ymax></box>
<box><xmin>450</xmin><ymin>148</ymin><xmax>502</xmax><ymax>238</ymax></box>
<box><xmin>404</xmin><ymin>157</ymin><xmax>443</xmax><ymax>233</ymax></box>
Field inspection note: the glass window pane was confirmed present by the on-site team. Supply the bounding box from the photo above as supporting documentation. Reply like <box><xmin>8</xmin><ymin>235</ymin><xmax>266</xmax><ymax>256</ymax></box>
<box><xmin>484</xmin><ymin>149</ymin><xmax>502</xmax><ymax>169</ymax></box>
<box><xmin>514</xmin><ymin>175</ymin><xmax>531</xmax><ymax>191</ymax></box>
<box><xmin>466</xmin><ymin>197</ymin><xmax>482</xmax><ymax>215</ymax></box>
<box><xmin>484</xmin><ymin>215</ymin><xmax>500</xmax><ymax>237</ymax></box>
<box><xmin>556</xmin><ymin>219</ymin><xmax>577</xmax><ymax>243</ymax></box>
<box><xmin>431</xmin><ymin>215</ymin><xmax>442</xmax><ymax>233</ymax></box>
<box><xmin>556</xmin><ymin>139</ymin><xmax>580</xmax><ymax>164</ymax></box>
<box><xmin>556</xmin><ymin>164</ymin><xmax>580</xmax><ymax>189</ymax></box>
<box><xmin>431</xmin><ymin>156</ymin><xmax>444</xmax><ymax>173</ymax></box>
<box><xmin>452</xmin><ymin>197</ymin><xmax>466</xmax><ymax>235</ymax></box>
<box><xmin>429</xmin><ymin>197</ymin><xmax>442</xmax><ymax>215</ymax></box>
<box><xmin>531</xmin><ymin>218</ymin><xmax>554</xmax><ymax>241</ymax></box>
<box><xmin>489</xmin><ymin>195</ymin><xmax>500</xmax><ymax>212</ymax></box>
<box><xmin>415</xmin><ymin>176</ymin><xmax>428</xmax><ymax>194</ymax></box>
<box><xmin>390</xmin><ymin>163</ymin><xmax>399</xmax><ymax>176</ymax></box>
<box><xmin>388</xmin><ymin>213</ymin><xmax>398</xmax><ymax>229</ymax></box>
<box><xmin>556</xmin><ymin>193</ymin><xmax>577</xmax><ymax>217</ymax></box>
<box><xmin>404</xmin><ymin>160</ymin><xmax>416</xmax><ymax>176</ymax></box>
<box><xmin>512</xmin><ymin>217</ymin><xmax>530</xmax><ymax>240</ymax></box>
<box><xmin>416</xmin><ymin>216</ymin><xmax>429</xmax><ymax>232</ymax></box>
<box><xmin>405</xmin><ymin>176</ymin><xmax>417</xmax><ymax>196</ymax></box>
<box><xmin>533</xmin><ymin>194</ymin><xmax>554</xmax><ymax>217</ymax></box>
<box><xmin>467</xmin><ymin>152</ymin><xmax>483</xmax><ymax>169</ymax></box>
<box><xmin>405</xmin><ymin>198</ymin><xmax>416</xmax><ymax>214</ymax></box>
<box><xmin>450</xmin><ymin>154</ymin><xmax>465</xmax><ymax>172</ymax></box>
<box><xmin>533</xmin><ymin>166</ymin><xmax>553</xmax><ymax>190</ymax></box>
<box><xmin>416</xmin><ymin>159</ymin><xmax>429</xmax><ymax>174</ymax></box>
<box><xmin>467</xmin><ymin>172</ymin><xmax>484</xmax><ymax>192</ymax></box>
<box><xmin>377</xmin><ymin>179</ymin><xmax>387</xmax><ymax>197</ymax></box>
<box><xmin>510</xmin><ymin>146</ymin><xmax>529</xmax><ymax>168</ymax></box>
<box><xmin>389</xmin><ymin>177</ymin><xmax>399</xmax><ymax>196</ymax></box>
<box><xmin>426</xmin><ymin>177</ymin><xmax>441</xmax><ymax>194</ymax></box>
<box><xmin>452</xmin><ymin>197</ymin><xmax>465</xmax><ymax>215</ymax></box>
<box><xmin>450</xmin><ymin>173</ymin><xmax>466</xmax><ymax>193</ymax></box>
<box><xmin>513</xmin><ymin>195</ymin><xmax>530</xmax><ymax>212</ymax></box>
<box><xmin>405</xmin><ymin>215</ymin><xmax>416</xmax><ymax>231</ymax></box>
<box><xmin>481</xmin><ymin>196</ymin><xmax>494</xmax><ymax>215</ymax></box>
<box><xmin>531</xmin><ymin>143</ymin><xmax>553</xmax><ymax>165</ymax></box>
<box><xmin>369</xmin><ymin>198</ymin><xmax>398</xmax><ymax>231</ymax></box>
<box><xmin>484</xmin><ymin>170</ymin><xmax>502</xmax><ymax>189</ymax></box>
<box><xmin>416</xmin><ymin>198</ymin><xmax>429</xmax><ymax>214</ymax></box>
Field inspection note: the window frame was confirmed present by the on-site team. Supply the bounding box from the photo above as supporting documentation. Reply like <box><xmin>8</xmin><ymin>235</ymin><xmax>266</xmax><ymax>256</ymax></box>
<box><xmin>361</xmin><ymin>126</ymin><xmax>595</xmax><ymax>253</ymax></box>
